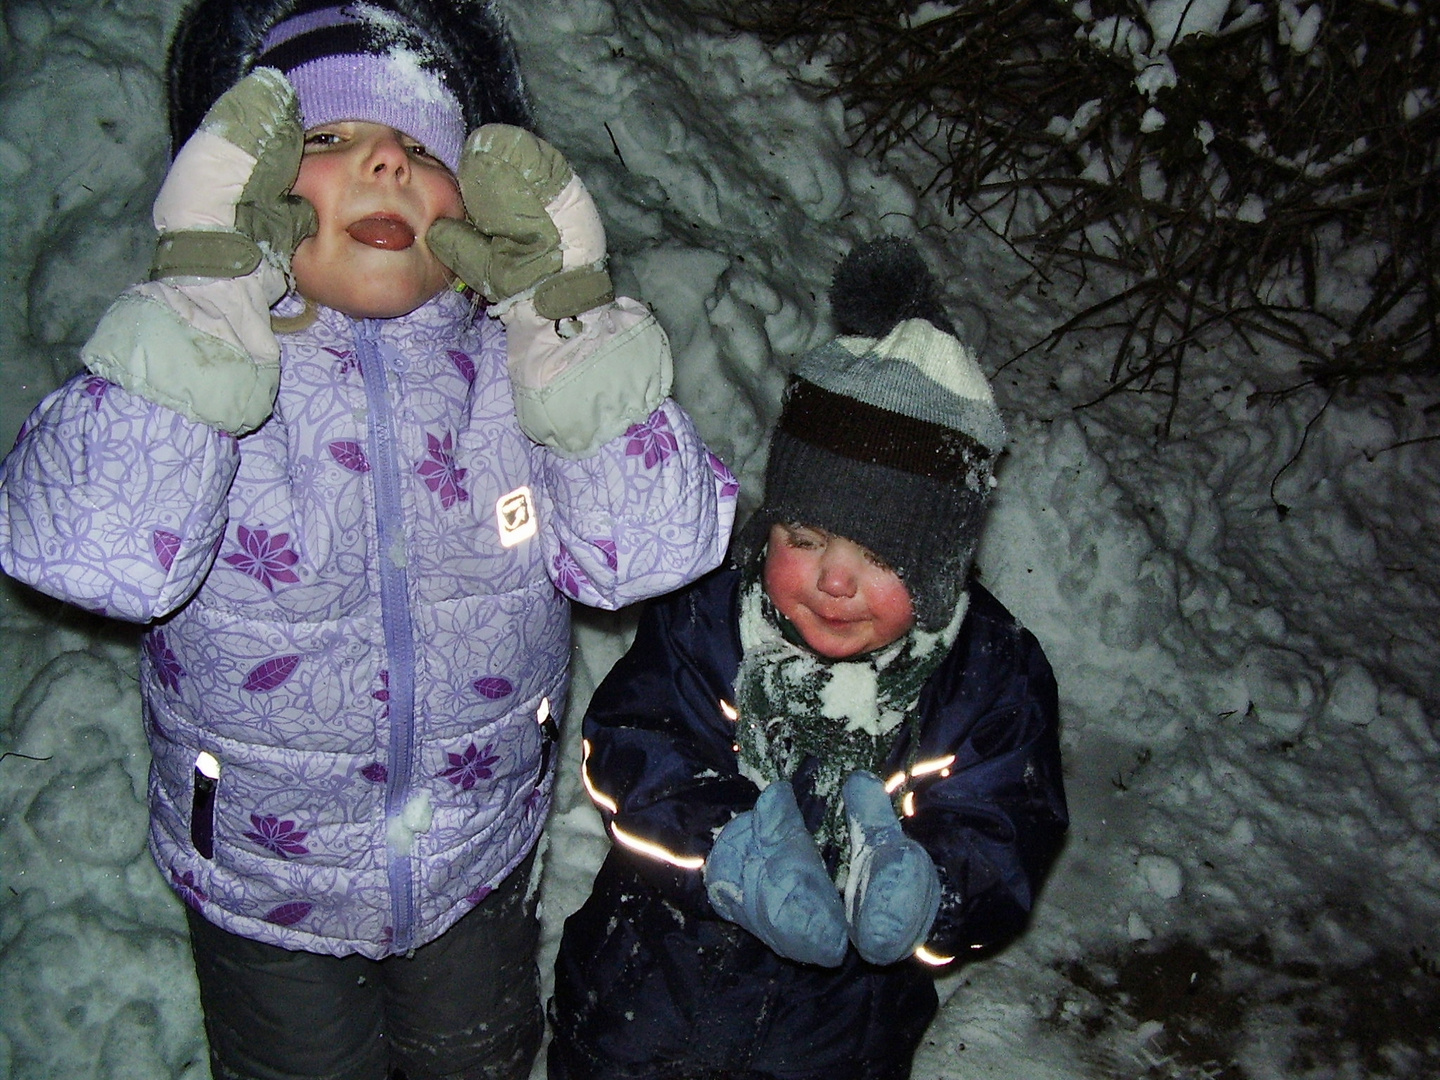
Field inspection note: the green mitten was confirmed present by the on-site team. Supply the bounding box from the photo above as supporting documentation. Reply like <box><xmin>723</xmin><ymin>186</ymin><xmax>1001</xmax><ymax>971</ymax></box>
<box><xmin>82</xmin><ymin>68</ymin><xmax>315</xmax><ymax>435</ymax></box>
<box><xmin>427</xmin><ymin>124</ymin><xmax>614</xmax><ymax>320</ymax></box>
<box><xmin>150</xmin><ymin>66</ymin><xmax>316</xmax><ymax>280</ymax></box>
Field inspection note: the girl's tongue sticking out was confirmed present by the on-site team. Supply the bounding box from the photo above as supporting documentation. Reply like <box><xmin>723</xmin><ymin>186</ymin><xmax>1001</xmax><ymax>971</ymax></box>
<box><xmin>346</xmin><ymin>215</ymin><xmax>416</xmax><ymax>250</ymax></box>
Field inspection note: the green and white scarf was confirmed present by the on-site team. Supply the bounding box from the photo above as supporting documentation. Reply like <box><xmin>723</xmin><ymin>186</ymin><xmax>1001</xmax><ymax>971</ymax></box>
<box><xmin>733</xmin><ymin>561</ymin><xmax>968</xmax><ymax>860</ymax></box>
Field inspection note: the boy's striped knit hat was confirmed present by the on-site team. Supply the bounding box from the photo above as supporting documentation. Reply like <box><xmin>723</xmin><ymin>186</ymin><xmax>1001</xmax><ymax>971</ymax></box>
<box><xmin>754</xmin><ymin>238</ymin><xmax>1006</xmax><ymax>631</ymax></box>
<box><xmin>166</xmin><ymin>0</ymin><xmax>534</xmax><ymax>171</ymax></box>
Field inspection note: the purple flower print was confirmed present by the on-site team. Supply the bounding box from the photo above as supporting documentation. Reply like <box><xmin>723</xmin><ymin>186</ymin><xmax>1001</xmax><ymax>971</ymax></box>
<box><xmin>170</xmin><ymin>866</ymin><xmax>208</xmax><ymax>910</ymax></box>
<box><xmin>552</xmin><ymin>545</ymin><xmax>589</xmax><ymax>595</ymax></box>
<box><xmin>153</xmin><ymin>529</ymin><xmax>182</xmax><ymax>572</ymax></box>
<box><xmin>592</xmin><ymin>539</ymin><xmax>618</xmax><ymax>572</ymax></box>
<box><xmin>708</xmin><ymin>451</ymin><xmax>739</xmax><ymax>498</ymax></box>
<box><xmin>82</xmin><ymin>376</ymin><xmax>109</xmax><ymax>410</ymax></box>
<box><xmin>324</xmin><ymin>346</ymin><xmax>358</xmax><ymax>377</ymax></box>
<box><xmin>244</xmin><ymin>813</ymin><xmax>311</xmax><ymax>857</ymax></box>
<box><xmin>416</xmin><ymin>432</ymin><xmax>469</xmax><ymax>509</ymax></box>
<box><xmin>144</xmin><ymin>631</ymin><xmax>185</xmax><ymax>693</ymax></box>
<box><xmin>372</xmin><ymin>669</ymin><xmax>391</xmax><ymax>718</ymax></box>
<box><xmin>449</xmin><ymin>349</ymin><xmax>476</xmax><ymax>384</ymax></box>
<box><xmin>328</xmin><ymin>441</ymin><xmax>371</xmax><ymax>473</ymax></box>
<box><xmin>625</xmin><ymin>412</ymin><xmax>679</xmax><ymax>469</ymax></box>
<box><xmin>472</xmin><ymin>676</ymin><xmax>514</xmax><ymax>700</ymax></box>
<box><xmin>242</xmin><ymin>655</ymin><xmax>302</xmax><ymax>693</ymax></box>
<box><xmin>438</xmin><ymin>742</ymin><xmax>499</xmax><ymax>791</ymax></box>
<box><xmin>265</xmin><ymin>901</ymin><xmax>313</xmax><ymax>927</ymax></box>
<box><xmin>361</xmin><ymin>762</ymin><xmax>388</xmax><ymax>783</ymax></box>
<box><xmin>222</xmin><ymin>525</ymin><xmax>302</xmax><ymax>591</ymax></box>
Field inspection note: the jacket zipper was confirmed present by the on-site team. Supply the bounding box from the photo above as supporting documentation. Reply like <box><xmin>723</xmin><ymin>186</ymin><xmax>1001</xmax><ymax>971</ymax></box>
<box><xmin>357</xmin><ymin>319</ymin><xmax>419</xmax><ymax>953</ymax></box>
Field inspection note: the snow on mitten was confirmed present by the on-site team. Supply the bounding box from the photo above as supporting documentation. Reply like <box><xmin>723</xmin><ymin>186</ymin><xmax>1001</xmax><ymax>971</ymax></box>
<box><xmin>841</xmin><ymin>770</ymin><xmax>941</xmax><ymax>965</ymax></box>
<box><xmin>428</xmin><ymin>125</ymin><xmax>669</xmax><ymax>459</ymax></box>
<box><xmin>704</xmin><ymin>781</ymin><xmax>849</xmax><ymax>967</ymax></box>
<box><xmin>82</xmin><ymin>68</ymin><xmax>316</xmax><ymax>434</ymax></box>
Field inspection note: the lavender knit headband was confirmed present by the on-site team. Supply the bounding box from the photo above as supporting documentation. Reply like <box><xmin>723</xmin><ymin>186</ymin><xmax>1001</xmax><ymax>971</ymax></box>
<box><xmin>256</xmin><ymin>3</ymin><xmax>467</xmax><ymax>170</ymax></box>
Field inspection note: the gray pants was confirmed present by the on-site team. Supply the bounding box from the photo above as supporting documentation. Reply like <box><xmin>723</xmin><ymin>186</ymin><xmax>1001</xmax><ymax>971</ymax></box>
<box><xmin>187</xmin><ymin>851</ymin><xmax>543</xmax><ymax>1080</ymax></box>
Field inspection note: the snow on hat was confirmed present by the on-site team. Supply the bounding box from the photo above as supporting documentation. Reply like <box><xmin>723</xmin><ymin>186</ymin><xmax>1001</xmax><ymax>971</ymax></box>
<box><xmin>253</xmin><ymin>2</ymin><xmax>467</xmax><ymax>170</ymax></box>
<box><xmin>751</xmin><ymin>238</ymin><xmax>1006</xmax><ymax>631</ymax></box>
<box><xmin>166</xmin><ymin>0</ymin><xmax>534</xmax><ymax>170</ymax></box>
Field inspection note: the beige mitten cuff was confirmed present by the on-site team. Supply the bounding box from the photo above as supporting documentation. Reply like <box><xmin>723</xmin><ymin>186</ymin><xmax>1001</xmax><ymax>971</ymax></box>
<box><xmin>82</xmin><ymin>282</ymin><xmax>281</xmax><ymax>435</ymax></box>
<box><xmin>506</xmin><ymin>297</ymin><xmax>672</xmax><ymax>458</ymax></box>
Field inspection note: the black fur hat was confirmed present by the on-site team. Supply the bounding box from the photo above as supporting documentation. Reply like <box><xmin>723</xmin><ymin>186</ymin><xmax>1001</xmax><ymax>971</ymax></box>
<box><xmin>166</xmin><ymin>0</ymin><xmax>534</xmax><ymax>155</ymax></box>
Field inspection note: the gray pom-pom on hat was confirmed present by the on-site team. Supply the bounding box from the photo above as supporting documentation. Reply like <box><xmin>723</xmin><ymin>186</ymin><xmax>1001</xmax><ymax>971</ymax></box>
<box><xmin>750</xmin><ymin>237</ymin><xmax>1006</xmax><ymax>631</ymax></box>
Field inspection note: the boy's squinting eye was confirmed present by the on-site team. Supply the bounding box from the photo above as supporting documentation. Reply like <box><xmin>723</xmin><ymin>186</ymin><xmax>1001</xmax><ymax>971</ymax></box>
<box><xmin>780</xmin><ymin>524</ymin><xmax>826</xmax><ymax>550</ymax></box>
<box><xmin>778</xmin><ymin>523</ymin><xmax>892</xmax><ymax>570</ymax></box>
<box><xmin>862</xmin><ymin>548</ymin><xmax>895</xmax><ymax>572</ymax></box>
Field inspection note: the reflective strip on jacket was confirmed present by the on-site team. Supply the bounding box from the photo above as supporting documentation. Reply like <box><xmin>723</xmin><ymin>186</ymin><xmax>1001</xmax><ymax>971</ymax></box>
<box><xmin>552</xmin><ymin>566</ymin><xmax>1067</xmax><ymax>1077</ymax></box>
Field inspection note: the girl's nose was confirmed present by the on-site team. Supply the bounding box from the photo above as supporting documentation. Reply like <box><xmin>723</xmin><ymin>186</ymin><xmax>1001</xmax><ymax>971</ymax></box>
<box><xmin>364</xmin><ymin>130</ymin><xmax>410</xmax><ymax>178</ymax></box>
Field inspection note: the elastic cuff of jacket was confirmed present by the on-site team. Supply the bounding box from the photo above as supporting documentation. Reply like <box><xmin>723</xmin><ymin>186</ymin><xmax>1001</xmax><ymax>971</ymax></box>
<box><xmin>81</xmin><ymin>292</ymin><xmax>279</xmax><ymax>435</ymax></box>
<box><xmin>151</xmin><ymin>230</ymin><xmax>263</xmax><ymax>280</ymax></box>
<box><xmin>511</xmin><ymin>310</ymin><xmax>673</xmax><ymax>458</ymax></box>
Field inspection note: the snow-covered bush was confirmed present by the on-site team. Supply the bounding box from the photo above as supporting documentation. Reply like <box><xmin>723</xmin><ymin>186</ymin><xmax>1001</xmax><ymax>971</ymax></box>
<box><xmin>717</xmin><ymin>0</ymin><xmax>1440</xmax><ymax>430</ymax></box>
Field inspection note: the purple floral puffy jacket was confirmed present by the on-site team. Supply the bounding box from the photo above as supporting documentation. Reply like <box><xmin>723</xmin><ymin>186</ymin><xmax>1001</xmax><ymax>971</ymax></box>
<box><xmin>0</xmin><ymin>291</ymin><xmax>737</xmax><ymax>957</ymax></box>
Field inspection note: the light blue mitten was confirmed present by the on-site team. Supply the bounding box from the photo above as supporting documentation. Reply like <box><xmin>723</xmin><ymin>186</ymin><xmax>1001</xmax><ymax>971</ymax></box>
<box><xmin>704</xmin><ymin>781</ymin><xmax>848</xmax><ymax>967</ymax></box>
<box><xmin>842</xmin><ymin>770</ymin><xmax>942</xmax><ymax>965</ymax></box>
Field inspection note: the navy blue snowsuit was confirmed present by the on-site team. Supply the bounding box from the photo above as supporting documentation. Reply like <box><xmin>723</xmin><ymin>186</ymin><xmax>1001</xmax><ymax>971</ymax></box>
<box><xmin>549</xmin><ymin>566</ymin><xmax>1069</xmax><ymax>1080</ymax></box>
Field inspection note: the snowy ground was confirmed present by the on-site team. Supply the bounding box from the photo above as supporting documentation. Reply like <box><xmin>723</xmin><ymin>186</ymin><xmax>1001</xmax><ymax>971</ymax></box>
<box><xmin>2</xmin><ymin>2</ymin><xmax>1438</xmax><ymax>1078</ymax></box>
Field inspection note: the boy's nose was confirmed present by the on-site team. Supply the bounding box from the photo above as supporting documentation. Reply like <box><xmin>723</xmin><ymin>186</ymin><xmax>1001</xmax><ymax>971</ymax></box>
<box><xmin>816</xmin><ymin>551</ymin><xmax>858</xmax><ymax>598</ymax></box>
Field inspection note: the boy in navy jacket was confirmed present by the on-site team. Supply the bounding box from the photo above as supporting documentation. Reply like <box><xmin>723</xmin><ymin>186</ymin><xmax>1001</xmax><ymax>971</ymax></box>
<box><xmin>549</xmin><ymin>239</ymin><xmax>1069</xmax><ymax>1080</ymax></box>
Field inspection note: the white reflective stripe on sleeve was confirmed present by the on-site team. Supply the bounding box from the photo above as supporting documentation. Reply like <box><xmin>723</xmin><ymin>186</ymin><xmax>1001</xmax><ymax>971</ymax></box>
<box><xmin>609</xmin><ymin>821</ymin><xmax>705</xmax><ymax>870</ymax></box>
<box><xmin>914</xmin><ymin>944</ymin><xmax>954</xmax><ymax>966</ymax></box>
<box><xmin>910</xmin><ymin>754</ymin><xmax>956</xmax><ymax>779</ymax></box>
<box><xmin>887</xmin><ymin>753</ymin><xmax>958</xmax><ymax>796</ymax></box>
<box><xmin>580</xmin><ymin>738</ymin><xmax>618</xmax><ymax>814</ymax></box>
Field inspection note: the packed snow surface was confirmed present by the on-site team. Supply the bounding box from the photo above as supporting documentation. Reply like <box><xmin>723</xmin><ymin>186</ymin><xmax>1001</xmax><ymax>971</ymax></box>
<box><xmin>1</xmin><ymin>1</ymin><xmax>1437</xmax><ymax>1078</ymax></box>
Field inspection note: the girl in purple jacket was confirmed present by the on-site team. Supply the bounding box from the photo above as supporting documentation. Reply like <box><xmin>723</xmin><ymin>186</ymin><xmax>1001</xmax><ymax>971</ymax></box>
<box><xmin>0</xmin><ymin>2</ymin><xmax>734</xmax><ymax>1078</ymax></box>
